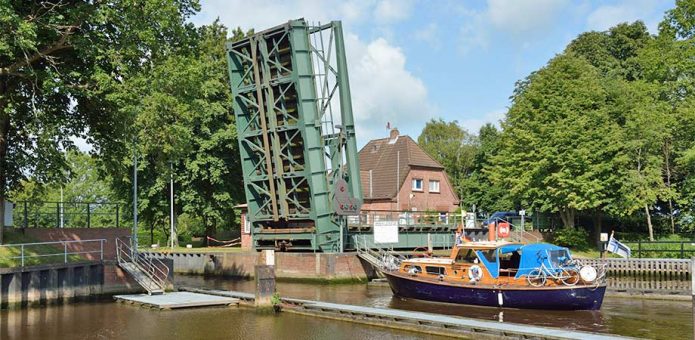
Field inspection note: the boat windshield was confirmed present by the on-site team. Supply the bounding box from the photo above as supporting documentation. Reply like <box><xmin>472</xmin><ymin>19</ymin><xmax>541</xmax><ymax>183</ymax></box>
<box><xmin>455</xmin><ymin>249</ymin><xmax>478</xmax><ymax>263</ymax></box>
<box><xmin>546</xmin><ymin>249</ymin><xmax>572</xmax><ymax>267</ymax></box>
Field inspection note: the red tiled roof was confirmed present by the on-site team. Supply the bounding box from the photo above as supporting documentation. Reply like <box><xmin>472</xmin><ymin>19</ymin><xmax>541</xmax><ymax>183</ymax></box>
<box><xmin>358</xmin><ymin>133</ymin><xmax>444</xmax><ymax>200</ymax></box>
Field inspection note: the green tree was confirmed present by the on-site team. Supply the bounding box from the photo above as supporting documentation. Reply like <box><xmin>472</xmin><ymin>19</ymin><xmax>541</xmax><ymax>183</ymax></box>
<box><xmin>0</xmin><ymin>0</ymin><xmax>200</xmax><ymax>243</ymax></box>
<box><xmin>489</xmin><ymin>54</ymin><xmax>622</xmax><ymax>229</ymax></box>
<box><xmin>105</xmin><ymin>22</ymin><xmax>247</xmax><ymax>246</ymax></box>
<box><xmin>11</xmin><ymin>151</ymin><xmax>118</xmax><ymax>228</ymax></box>
<box><xmin>460</xmin><ymin>124</ymin><xmax>512</xmax><ymax>213</ymax></box>
<box><xmin>418</xmin><ymin>119</ymin><xmax>478</xmax><ymax>200</ymax></box>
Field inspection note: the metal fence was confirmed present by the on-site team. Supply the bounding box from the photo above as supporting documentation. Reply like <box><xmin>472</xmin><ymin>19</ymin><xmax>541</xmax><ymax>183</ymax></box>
<box><xmin>620</xmin><ymin>240</ymin><xmax>695</xmax><ymax>259</ymax></box>
<box><xmin>0</xmin><ymin>239</ymin><xmax>106</xmax><ymax>267</ymax></box>
<box><xmin>13</xmin><ymin>201</ymin><xmax>124</xmax><ymax>228</ymax></box>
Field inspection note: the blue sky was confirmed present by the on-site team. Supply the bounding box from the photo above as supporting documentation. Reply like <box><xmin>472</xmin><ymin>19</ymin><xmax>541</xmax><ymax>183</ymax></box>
<box><xmin>192</xmin><ymin>0</ymin><xmax>675</xmax><ymax>145</ymax></box>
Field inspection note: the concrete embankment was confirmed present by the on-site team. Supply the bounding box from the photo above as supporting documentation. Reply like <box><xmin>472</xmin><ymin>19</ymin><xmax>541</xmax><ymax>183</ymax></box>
<box><xmin>0</xmin><ymin>261</ymin><xmax>145</xmax><ymax>309</ymax></box>
<box><xmin>144</xmin><ymin>251</ymin><xmax>378</xmax><ymax>282</ymax></box>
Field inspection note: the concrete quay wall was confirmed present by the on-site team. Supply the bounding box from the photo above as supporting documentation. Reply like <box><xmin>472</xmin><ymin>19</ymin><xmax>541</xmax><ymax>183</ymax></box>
<box><xmin>144</xmin><ymin>252</ymin><xmax>378</xmax><ymax>282</ymax></box>
<box><xmin>0</xmin><ymin>261</ymin><xmax>143</xmax><ymax>309</ymax></box>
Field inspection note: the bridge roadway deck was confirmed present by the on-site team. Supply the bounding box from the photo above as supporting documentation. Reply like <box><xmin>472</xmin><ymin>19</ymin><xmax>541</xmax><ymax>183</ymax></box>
<box><xmin>178</xmin><ymin>287</ymin><xmax>631</xmax><ymax>340</ymax></box>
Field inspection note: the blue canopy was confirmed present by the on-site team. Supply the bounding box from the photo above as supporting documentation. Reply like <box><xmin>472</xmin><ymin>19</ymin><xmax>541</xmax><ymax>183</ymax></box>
<box><xmin>515</xmin><ymin>243</ymin><xmax>572</xmax><ymax>278</ymax></box>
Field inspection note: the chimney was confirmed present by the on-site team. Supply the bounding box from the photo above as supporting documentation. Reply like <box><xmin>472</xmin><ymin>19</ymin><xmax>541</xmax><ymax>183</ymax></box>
<box><xmin>389</xmin><ymin>128</ymin><xmax>399</xmax><ymax>142</ymax></box>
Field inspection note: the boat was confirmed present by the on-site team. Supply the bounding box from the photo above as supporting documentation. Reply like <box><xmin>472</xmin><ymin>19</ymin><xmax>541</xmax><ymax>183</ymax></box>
<box><xmin>382</xmin><ymin>241</ymin><xmax>607</xmax><ymax>310</ymax></box>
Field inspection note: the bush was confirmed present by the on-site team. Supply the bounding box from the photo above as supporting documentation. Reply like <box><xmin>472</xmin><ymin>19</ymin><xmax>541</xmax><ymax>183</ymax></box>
<box><xmin>553</xmin><ymin>227</ymin><xmax>590</xmax><ymax>250</ymax></box>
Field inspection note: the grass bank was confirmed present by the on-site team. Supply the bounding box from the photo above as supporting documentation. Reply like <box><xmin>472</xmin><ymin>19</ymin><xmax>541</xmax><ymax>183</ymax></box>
<box><xmin>0</xmin><ymin>230</ymin><xmax>82</xmax><ymax>267</ymax></box>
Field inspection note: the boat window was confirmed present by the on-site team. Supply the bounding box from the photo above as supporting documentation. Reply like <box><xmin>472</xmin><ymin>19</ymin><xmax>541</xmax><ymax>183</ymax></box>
<box><xmin>425</xmin><ymin>266</ymin><xmax>446</xmax><ymax>275</ymax></box>
<box><xmin>455</xmin><ymin>249</ymin><xmax>477</xmax><ymax>263</ymax></box>
<box><xmin>479</xmin><ymin>249</ymin><xmax>497</xmax><ymax>263</ymax></box>
<box><xmin>547</xmin><ymin>249</ymin><xmax>571</xmax><ymax>267</ymax></box>
<box><xmin>499</xmin><ymin>250</ymin><xmax>522</xmax><ymax>270</ymax></box>
<box><xmin>404</xmin><ymin>265</ymin><xmax>422</xmax><ymax>274</ymax></box>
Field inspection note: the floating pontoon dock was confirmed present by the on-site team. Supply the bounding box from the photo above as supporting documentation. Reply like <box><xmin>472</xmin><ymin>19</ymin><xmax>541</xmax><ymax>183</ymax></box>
<box><xmin>114</xmin><ymin>291</ymin><xmax>239</xmax><ymax>309</ymax></box>
<box><xmin>178</xmin><ymin>287</ymin><xmax>632</xmax><ymax>340</ymax></box>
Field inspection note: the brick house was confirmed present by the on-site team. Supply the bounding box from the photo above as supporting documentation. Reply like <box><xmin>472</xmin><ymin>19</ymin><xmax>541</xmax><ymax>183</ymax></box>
<box><xmin>359</xmin><ymin>129</ymin><xmax>459</xmax><ymax>213</ymax></box>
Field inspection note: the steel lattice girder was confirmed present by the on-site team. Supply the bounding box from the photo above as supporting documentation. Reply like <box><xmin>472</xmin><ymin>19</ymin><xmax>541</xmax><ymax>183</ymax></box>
<box><xmin>227</xmin><ymin>19</ymin><xmax>362</xmax><ymax>252</ymax></box>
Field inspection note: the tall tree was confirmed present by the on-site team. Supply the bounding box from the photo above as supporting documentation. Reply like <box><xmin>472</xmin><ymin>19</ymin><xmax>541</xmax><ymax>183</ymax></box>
<box><xmin>418</xmin><ymin>119</ymin><xmax>477</xmax><ymax>200</ymax></box>
<box><xmin>0</xmin><ymin>0</ymin><xmax>200</xmax><ymax>243</ymax></box>
<box><xmin>488</xmin><ymin>54</ymin><xmax>622</xmax><ymax>229</ymax></box>
<box><xmin>460</xmin><ymin>124</ymin><xmax>512</xmax><ymax>213</ymax></box>
<box><xmin>105</xmin><ymin>22</ymin><xmax>248</xmax><ymax>246</ymax></box>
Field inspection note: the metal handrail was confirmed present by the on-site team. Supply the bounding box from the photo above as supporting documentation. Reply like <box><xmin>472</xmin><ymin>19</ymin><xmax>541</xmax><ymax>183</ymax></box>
<box><xmin>0</xmin><ymin>239</ymin><xmax>106</xmax><ymax>267</ymax></box>
<box><xmin>491</xmin><ymin>217</ymin><xmax>541</xmax><ymax>243</ymax></box>
<box><xmin>116</xmin><ymin>238</ymin><xmax>169</xmax><ymax>291</ymax></box>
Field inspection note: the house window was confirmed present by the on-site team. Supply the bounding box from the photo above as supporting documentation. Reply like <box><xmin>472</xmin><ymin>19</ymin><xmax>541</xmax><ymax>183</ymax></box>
<box><xmin>429</xmin><ymin>180</ymin><xmax>440</xmax><ymax>193</ymax></box>
<box><xmin>412</xmin><ymin>179</ymin><xmax>423</xmax><ymax>191</ymax></box>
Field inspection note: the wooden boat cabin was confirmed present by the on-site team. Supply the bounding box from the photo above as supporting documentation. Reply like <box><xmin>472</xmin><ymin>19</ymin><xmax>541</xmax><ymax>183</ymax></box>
<box><xmin>398</xmin><ymin>241</ymin><xmax>581</xmax><ymax>287</ymax></box>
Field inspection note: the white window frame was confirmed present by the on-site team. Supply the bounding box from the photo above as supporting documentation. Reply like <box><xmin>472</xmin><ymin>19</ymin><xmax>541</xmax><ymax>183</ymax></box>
<box><xmin>244</xmin><ymin>218</ymin><xmax>251</xmax><ymax>234</ymax></box>
<box><xmin>412</xmin><ymin>178</ymin><xmax>423</xmax><ymax>191</ymax></box>
<box><xmin>429</xmin><ymin>180</ymin><xmax>440</xmax><ymax>193</ymax></box>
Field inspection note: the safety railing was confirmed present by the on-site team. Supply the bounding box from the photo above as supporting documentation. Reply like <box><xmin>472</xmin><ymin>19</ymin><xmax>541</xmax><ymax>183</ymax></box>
<box><xmin>116</xmin><ymin>237</ymin><xmax>169</xmax><ymax>292</ymax></box>
<box><xmin>487</xmin><ymin>217</ymin><xmax>542</xmax><ymax>243</ymax></box>
<box><xmin>13</xmin><ymin>200</ymin><xmax>124</xmax><ymax>229</ymax></box>
<box><xmin>0</xmin><ymin>239</ymin><xmax>106</xmax><ymax>267</ymax></box>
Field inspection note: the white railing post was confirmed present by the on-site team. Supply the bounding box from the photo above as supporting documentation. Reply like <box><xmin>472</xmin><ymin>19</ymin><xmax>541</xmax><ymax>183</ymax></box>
<box><xmin>100</xmin><ymin>240</ymin><xmax>104</xmax><ymax>261</ymax></box>
<box><xmin>64</xmin><ymin>242</ymin><xmax>68</xmax><ymax>263</ymax></box>
<box><xmin>21</xmin><ymin>244</ymin><xmax>24</xmax><ymax>267</ymax></box>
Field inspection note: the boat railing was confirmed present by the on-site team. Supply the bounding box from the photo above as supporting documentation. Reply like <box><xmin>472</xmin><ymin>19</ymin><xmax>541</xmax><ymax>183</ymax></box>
<box><xmin>352</xmin><ymin>235</ymin><xmax>403</xmax><ymax>272</ymax></box>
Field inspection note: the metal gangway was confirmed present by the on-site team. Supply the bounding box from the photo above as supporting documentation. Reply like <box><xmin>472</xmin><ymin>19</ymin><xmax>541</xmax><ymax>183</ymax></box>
<box><xmin>352</xmin><ymin>235</ymin><xmax>403</xmax><ymax>277</ymax></box>
<box><xmin>116</xmin><ymin>238</ymin><xmax>170</xmax><ymax>295</ymax></box>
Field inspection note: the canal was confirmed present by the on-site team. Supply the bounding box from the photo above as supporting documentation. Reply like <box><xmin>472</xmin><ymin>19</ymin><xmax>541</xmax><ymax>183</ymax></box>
<box><xmin>0</xmin><ymin>274</ymin><xmax>692</xmax><ymax>339</ymax></box>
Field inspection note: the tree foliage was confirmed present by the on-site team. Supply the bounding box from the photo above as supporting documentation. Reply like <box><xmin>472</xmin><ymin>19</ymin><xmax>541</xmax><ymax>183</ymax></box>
<box><xmin>0</xmin><ymin>0</ymin><xmax>200</xmax><ymax>242</ymax></box>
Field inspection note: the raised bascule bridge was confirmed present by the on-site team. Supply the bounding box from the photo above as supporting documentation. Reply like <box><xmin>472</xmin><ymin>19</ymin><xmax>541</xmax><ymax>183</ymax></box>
<box><xmin>227</xmin><ymin>19</ymin><xmax>489</xmax><ymax>252</ymax></box>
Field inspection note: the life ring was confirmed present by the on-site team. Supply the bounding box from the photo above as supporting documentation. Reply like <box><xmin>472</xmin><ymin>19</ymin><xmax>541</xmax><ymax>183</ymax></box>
<box><xmin>468</xmin><ymin>265</ymin><xmax>483</xmax><ymax>281</ymax></box>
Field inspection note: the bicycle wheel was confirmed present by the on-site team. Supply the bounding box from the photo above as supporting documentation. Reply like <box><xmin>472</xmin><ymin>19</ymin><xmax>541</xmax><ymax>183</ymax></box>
<box><xmin>560</xmin><ymin>269</ymin><xmax>579</xmax><ymax>286</ymax></box>
<box><xmin>526</xmin><ymin>269</ymin><xmax>546</xmax><ymax>287</ymax></box>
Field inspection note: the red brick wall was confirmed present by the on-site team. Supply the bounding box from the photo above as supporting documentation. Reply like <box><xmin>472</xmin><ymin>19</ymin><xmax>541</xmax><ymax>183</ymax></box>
<box><xmin>165</xmin><ymin>251</ymin><xmax>375</xmax><ymax>280</ymax></box>
<box><xmin>362</xmin><ymin>168</ymin><xmax>458</xmax><ymax>212</ymax></box>
<box><xmin>23</xmin><ymin>228</ymin><xmax>131</xmax><ymax>261</ymax></box>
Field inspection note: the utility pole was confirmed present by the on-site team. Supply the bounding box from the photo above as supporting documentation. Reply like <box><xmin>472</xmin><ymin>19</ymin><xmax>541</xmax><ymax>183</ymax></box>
<box><xmin>132</xmin><ymin>145</ymin><xmax>138</xmax><ymax>251</ymax></box>
<box><xmin>60</xmin><ymin>186</ymin><xmax>64</xmax><ymax>228</ymax></box>
<box><xmin>170</xmin><ymin>161</ymin><xmax>175</xmax><ymax>249</ymax></box>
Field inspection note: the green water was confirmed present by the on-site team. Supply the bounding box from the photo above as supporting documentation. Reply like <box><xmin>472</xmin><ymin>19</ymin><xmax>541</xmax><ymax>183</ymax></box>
<box><xmin>0</xmin><ymin>275</ymin><xmax>691</xmax><ymax>340</ymax></box>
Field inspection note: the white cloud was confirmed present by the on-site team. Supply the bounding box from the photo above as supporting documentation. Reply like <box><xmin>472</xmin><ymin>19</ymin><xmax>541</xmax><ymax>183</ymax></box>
<box><xmin>459</xmin><ymin>109</ymin><xmax>505</xmax><ymax>135</ymax></box>
<box><xmin>346</xmin><ymin>35</ymin><xmax>433</xmax><ymax>144</ymax></box>
<box><xmin>414</xmin><ymin>22</ymin><xmax>440</xmax><ymax>49</ymax></box>
<box><xmin>192</xmin><ymin>0</ymin><xmax>431</xmax><ymax>145</ymax></box>
<box><xmin>457</xmin><ymin>0</ymin><xmax>570</xmax><ymax>53</ymax></box>
<box><xmin>586</xmin><ymin>0</ymin><xmax>666</xmax><ymax>33</ymax></box>
<box><xmin>374</xmin><ymin>0</ymin><xmax>414</xmax><ymax>24</ymax></box>
<box><xmin>487</xmin><ymin>0</ymin><xmax>570</xmax><ymax>34</ymax></box>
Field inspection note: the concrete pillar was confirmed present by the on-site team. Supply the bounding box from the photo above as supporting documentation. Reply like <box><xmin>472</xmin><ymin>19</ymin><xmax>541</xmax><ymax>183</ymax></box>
<box><xmin>254</xmin><ymin>265</ymin><xmax>275</xmax><ymax>308</ymax></box>
<box><xmin>46</xmin><ymin>268</ymin><xmax>58</xmax><ymax>303</ymax></box>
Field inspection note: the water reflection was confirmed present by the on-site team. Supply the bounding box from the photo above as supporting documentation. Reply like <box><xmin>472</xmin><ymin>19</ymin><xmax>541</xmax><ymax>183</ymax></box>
<box><xmin>174</xmin><ymin>275</ymin><xmax>693</xmax><ymax>340</ymax></box>
<box><xmin>0</xmin><ymin>299</ymin><xmax>444</xmax><ymax>340</ymax></box>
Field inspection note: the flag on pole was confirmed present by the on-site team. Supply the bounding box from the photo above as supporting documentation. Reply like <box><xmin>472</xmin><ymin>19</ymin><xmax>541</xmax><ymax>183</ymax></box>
<box><xmin>607</xmin><ymin>233</ymin><xmax>631</xmax><ymax>258</ymax></box>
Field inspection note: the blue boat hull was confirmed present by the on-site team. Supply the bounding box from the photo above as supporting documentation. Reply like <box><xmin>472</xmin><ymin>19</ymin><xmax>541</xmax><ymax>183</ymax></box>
<box><xmin>384</xmin><ymin>272</ymin><xmax>606</xmax><ymax>310</ymax></box>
